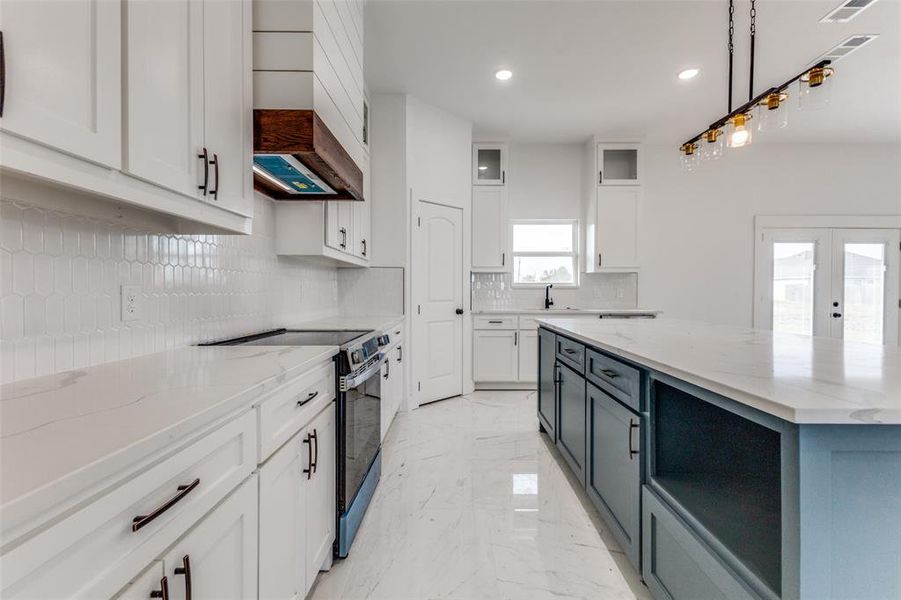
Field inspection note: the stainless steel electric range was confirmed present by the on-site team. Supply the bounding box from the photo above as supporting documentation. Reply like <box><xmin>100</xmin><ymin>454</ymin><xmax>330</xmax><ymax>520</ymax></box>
<box><xmin>202</xmin><ymin>327</ymin><xmax>393</xmax><ymax>558</ymax></box>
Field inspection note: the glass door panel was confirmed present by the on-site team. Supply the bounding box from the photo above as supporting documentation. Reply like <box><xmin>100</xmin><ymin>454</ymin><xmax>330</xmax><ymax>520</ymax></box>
<box><xmin>772</xmin><ymin>242</ymin><xmax>816</xmax><ymax>335</ymax></box>
<box><xmin>841</xmin><ymin>243</ymin><xmax>886</xmax><ymax>344</ymax></box>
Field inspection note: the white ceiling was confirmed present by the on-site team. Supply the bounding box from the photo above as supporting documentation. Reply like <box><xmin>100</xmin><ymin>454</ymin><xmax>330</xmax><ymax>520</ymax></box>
<box><xmin>365</xmin><ymin>0</ymin><xmax>901</xmax><ymax>144</ymax></box>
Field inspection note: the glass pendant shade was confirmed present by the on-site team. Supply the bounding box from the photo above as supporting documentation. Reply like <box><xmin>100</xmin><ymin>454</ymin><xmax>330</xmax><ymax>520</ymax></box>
<box><xmin>700</xmin><ymin>129</ymin><xmax>725</xmax><ymax>161</ymax></box>
<box><xmin>680</xmin><ymin>143</ymin><xmax>699</xmax><ymax>171</ymax></box>
<box><xmin>799</xmin><ymin>67</ymin><xmax>834</xmax><ymax>111</ymax></box>
<box><xmin>757</xmin><ymin>92</ymin><xmax>789</xmax><ymax>131</ymax></box>
<box><xmin>727</xmin><ymin>113</ymin><xmax>753</xmax><ymax>148</ymax></box>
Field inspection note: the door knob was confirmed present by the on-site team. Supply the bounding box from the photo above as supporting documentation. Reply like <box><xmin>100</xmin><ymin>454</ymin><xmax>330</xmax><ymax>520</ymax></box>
<box><xmin>455</xmin><ymin>308</ymin><xmax>464</xmax><ymax>315</ymax></box>
<box><xmin>832</xmin><ymin>312</ymin><xmax>842</xmax><ymax>318</ymax></box>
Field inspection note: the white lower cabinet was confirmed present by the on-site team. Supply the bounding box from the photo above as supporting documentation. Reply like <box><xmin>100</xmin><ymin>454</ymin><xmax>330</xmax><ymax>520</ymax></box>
<box><xmin>259</xmin><ymin>402</ymin><xmax>336</xmax><ymax>600</ymax></box>
<box><xmin>473</xmin><ymin>330</ymin><xmax>519</xmax><ymax>382</ymax></box>
<box><xmin>114</xmin><ymin>562</ymin><xmax>165</xmax><ymax>600</ymax></box>
<box><xmin>380</xmin><ymin>342</ymin><xmax>404</xmax><ymax>441</ymax></box>
<box><xmin>517</xmin><ymin>330</ymin><xmax>539</xmax><ymax>382</ymax></box>
<box><xmin>162</xmin><ymin>474</ymin><xmax>258</xmax><ymax>600</ymax></box>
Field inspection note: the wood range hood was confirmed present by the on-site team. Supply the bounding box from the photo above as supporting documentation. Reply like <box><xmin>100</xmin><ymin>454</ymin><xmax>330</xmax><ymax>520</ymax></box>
<box><xmin>253</xmin><ymin>109</ymin><xmax>363</xmax><ymax>201</ymax></box>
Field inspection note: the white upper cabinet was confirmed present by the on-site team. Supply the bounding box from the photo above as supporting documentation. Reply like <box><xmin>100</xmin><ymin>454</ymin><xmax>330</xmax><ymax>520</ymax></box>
<box><xmin>472</xmin><ymin>143</ymin><xmax>507</xmax><ymax>185</ymax></box>
<box><xmin>472</xmin><ymin>186</ymin><xmax>509</xmax><ymax>271</ymax></box>
<box><xmin>592</xmin><ymin>187</ymin><xmax>641</xmax><ymax>272</ymax></box>
<box><xmin>125</xmin><ymin>0</ymin><xmax>252</xmax><ymax>218</ymax></box>
<box><xmin>597</xmin><ymin>143</ymin><xmax>640</xmax><ymax>186</ymax></box>
<box><xmin>124</xmin><ymin>0</ymin><xmax>204</xmax><ymax>197</ymax></box>
<box><xmin>200</xmin><ymin>0</ymin><xmax>252</xmax><ymax>216</ymax></box>
<box><xmin>0</xmin><ymin>0</ymin><xmax>122</xmax><ymax>168</ymax></box>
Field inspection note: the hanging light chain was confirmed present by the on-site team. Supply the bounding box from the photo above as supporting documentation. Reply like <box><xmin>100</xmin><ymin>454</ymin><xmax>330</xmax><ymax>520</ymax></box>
<box><xmin>728</xmin><ymin>0</ymin><xmax>735</xmax><ymax>112</ymax></box>
<box><xmin>749</xmin><ymin>0</ymin><xmax>757</xmax><ymax>101</ymax></box>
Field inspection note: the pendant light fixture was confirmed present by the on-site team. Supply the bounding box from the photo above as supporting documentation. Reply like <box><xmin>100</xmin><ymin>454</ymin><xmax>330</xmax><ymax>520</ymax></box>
<box><xmin>679</xmin><ymin>0</ymin><xmax>835</xmax><ymax>161</ymax></box>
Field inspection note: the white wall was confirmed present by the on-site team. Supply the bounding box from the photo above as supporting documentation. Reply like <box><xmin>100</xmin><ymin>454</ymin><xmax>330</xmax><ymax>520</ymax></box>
<box><xmin>506</xmin><ymin>143</ymin><xmax>582</xmax><ymax>220</ymax></box>
<box><xmin>639</xmin><ymin>143</ymin><xmax>901</xmax><ymax>326</ymax></box>
<box><xmin>369</xmin><ymin>94</ymin><xmax>407</xmax><ymax>267</ymax></box>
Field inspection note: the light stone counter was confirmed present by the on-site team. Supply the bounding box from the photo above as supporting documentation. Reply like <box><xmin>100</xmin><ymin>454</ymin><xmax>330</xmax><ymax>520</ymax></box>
<box><xmin>473</xmin><ymin>308</ymin><xmax>659</xmax><ymax>317</ymax></box>
<box><xmin>0</xmin><ymin>345</ymin><xmax>337</xmax><ymax>519</ymax></box>
<box><xmin>539</xmin><ymin>317</ymin><xmax>901</xmax><ymax>424</ymax></box>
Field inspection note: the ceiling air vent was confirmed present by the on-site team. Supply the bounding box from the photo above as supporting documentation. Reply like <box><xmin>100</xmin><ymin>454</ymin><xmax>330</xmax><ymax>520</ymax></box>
<box><xmin>814</xmin><ymin>34</ymin><xmax>879</xmax><ymax>63</ymax></box>
<box><xmin>820</xmin><ymin>0</ymin><xmax>878</xmax><ymax>23</ymax></box>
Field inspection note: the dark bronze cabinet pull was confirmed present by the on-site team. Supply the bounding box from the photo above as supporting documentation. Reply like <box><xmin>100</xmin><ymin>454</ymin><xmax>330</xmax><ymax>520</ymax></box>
<box><xmin>339</xmin><ymin>227</ymin><xmax>347</xmax><ymax>248</ymax></box>
<box><xmin>361</xmin><ymin>239</ymin><xmax>367</xmax><ymax>256</ymax></box>
<box><xmin>302</xmin><ymin>434</ymin><xmax>313</xmax><ymax>479</ymax></box>
<box><xmin>197</xmin><ymin>148</ymin><xmax>209</xmax><ymax>195</ymax></box>
<box><xmin>150</xmin><ymin>576</ymin><xmax>169</xmax><ymax>600</ymax></box>
<box><xmin>0</xmin><ymin>32</ymin><xmax>5</xmax><ymax>118</ymax></box>
<box><xmin>628</xmin><ymin>418</ymin><xmax>639</xmax><ymax>459</ymax></box>
<box><xmin>312</xmin><ymin>428</ymin><xmax>319</xmax><ymax>473</ymax></box>
<box><xmin>397</xmin><ymin>346</ymin><xmax>402</xmax><ymax>363</ymax></box>
<box><xmin>563</xmin><ymin>348</ymin><xmax>577</xmax><ymax>355</ymax></box>
<box><xmin>383</xmin><ymin>360</ymin><xmax>390</xmax><ymax>380</ymax></box>
<box><xmin>297</xmin><ymin>390</ymin><xmax>318</xmax><ymax>407</ymax></box>
<box><xmin>209</xmin><ymin>153</ymin><xmax>219</xmax><ymax>200</ymax></box>
<box><xmin>600</xmin><ymin>368</ymin><xmax>619</xmax><ymax>379</ymax></box>
<box><xmin>488</xmin><ymin>320</ymin><xmax>503</xmax><ymax>324</ymax></box>
<box><xmin>132</xmin><ymin>479</ymin><xmax>200</xmax><ymax>532</ymax></box>
<box><xmin>174</xmin><ymin>555</ymin><xmax>192</xmax><ymax>600</ymax></box>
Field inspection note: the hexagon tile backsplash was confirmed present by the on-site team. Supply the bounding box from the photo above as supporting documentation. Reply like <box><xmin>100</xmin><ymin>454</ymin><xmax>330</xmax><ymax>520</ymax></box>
<box><xmin>0</xmin><ymin>195</ymin><xmax>339</xmax><ymax>383</ymax></box>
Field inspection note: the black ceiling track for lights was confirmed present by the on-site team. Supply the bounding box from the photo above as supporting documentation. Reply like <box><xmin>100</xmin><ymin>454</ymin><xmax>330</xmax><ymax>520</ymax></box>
<box><xmin>680</xmin><ymin>0</ymin><xmax>834</xmax><ymax>156</ymax></box>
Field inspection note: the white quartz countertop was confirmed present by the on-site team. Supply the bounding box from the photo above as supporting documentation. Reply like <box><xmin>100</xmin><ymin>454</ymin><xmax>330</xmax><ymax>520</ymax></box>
<box><xmin>0</xmin><ymin>345</ymin><xmax>337</xmax><ymax>513</ymax></box>
<box><xmin>538</xmin><ymin>317</ymin><xmax>901</xmax><ymax>425</ymax></box>
<box><xmin>473</xmin><ymin>308</ymin><xmax>659</xmax><ymax>317</ymax></box>
<box><xmin>289</xmin><ymin>314</ymin><xmax>404</xmax><ymax>332</ymax></box>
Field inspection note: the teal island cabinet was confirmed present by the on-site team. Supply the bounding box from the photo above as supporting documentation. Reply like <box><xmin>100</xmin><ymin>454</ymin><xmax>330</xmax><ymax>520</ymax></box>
<box><xmin>536</xmin><ymin>318</ymin><xmax>901</xmax><ymax>600</ymax></box>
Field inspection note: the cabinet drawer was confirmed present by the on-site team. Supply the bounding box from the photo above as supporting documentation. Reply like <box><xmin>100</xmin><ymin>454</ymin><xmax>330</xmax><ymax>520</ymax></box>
<box><xmin>586</xmin><ymin>349</ymin><xmax>641</xmax><ymax>412</ymax></box>
<box><xmin>642</xmin><ymin>488</ymin><xmax>757</xmax><ymax>600</ymax></box>
<box><xmin>556</xmin><ymin>335</ymin><xmax>585</xmax><ymax>374</ymax></box>
<box><xmin>1</xmin><ymin>412</ymin><xmax>256</xmax><ymax>600</ymax></box>
<box><xmin>519</xmin><ymin>316</ymin><xmax>541</xmax><ymax>330</ymax></box>
<box><xmin>257</xmin><ymin>361</ymin><xmax>335</xmax><ymax>462</ymax></box>
<box><xmin>473</xmin><ymin>316</ymin><xmax>518</xmax><ymax>330</ymax></box>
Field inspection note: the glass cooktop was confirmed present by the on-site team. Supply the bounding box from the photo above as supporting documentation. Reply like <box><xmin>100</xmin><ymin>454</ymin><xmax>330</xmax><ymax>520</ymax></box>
<box><xmin>233</xmin><ymin>329</ymin><xmax>372</xmax><ymax>347</ymax></box>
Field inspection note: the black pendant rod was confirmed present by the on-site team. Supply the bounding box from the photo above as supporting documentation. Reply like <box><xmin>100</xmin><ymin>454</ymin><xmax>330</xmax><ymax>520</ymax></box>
<box><xmin>681</xmin><ymin>59</ymin><xmax>831</xmax><ymax>148</ymax></box>
<box><xmin>728</xmin><ymin>0</ymin><xmax>735</xmax><ymax>112</ymax></box>
<box><xmin>749</xmin><ymin>0</ymin><xmax>757</xmax><ymax>101</ymax></box>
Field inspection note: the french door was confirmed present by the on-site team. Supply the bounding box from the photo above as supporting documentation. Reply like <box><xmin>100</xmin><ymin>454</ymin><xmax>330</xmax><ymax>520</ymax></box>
<box><xmin>756</xmin><ymin>228</ymin><xmax>899</xmax><ymax>345</ymax></box>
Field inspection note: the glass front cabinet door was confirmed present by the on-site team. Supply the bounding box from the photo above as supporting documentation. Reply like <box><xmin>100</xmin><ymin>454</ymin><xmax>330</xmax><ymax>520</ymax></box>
<box><xmin>597</xmin><ymin>143</ymin><xmax>640</xmax><ymax>186</ymax></box>
<box><xmin>473</xmin><ymin>143</ymin><xmax>507</xmax><ymax>185</ymax></box>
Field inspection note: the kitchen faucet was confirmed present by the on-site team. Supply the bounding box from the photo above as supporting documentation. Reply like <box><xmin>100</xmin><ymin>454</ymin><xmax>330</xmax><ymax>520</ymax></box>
<box><xmin>544</xmin><ymin>284</ymin><xmax>554</xmax><ymax>310</ymax></box>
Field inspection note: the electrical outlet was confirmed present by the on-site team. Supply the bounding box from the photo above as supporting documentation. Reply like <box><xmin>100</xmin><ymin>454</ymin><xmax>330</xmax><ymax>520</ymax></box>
<box><xmin>121</xmin><ymin>285</ymin><xmax>141</xmax><ymax>322</ymax></box>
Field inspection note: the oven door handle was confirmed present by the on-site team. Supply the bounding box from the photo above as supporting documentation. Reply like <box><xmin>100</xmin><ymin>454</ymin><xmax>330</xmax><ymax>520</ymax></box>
<box><xmin>340</xmin><ymin>353</ymin><xmax>387</xmax><ymax>390</ymax></box>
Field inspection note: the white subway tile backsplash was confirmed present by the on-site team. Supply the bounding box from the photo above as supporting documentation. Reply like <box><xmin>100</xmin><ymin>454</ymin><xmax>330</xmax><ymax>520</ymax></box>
<box><xmin>0</xmin><ymin>193</ymin><xmax>339</xmax><ymax>383</ymax></box>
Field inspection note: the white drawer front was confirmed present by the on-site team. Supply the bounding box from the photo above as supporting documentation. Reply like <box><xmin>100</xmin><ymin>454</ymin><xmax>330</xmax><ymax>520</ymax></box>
<box><xmin>258</xmin><ymin>361</ymin><xmax>335</xmax><ymax>462</ymax></box>
<box><xmin>473</xmin><ymin>316</ymin><xmax>518</xmax><ymax>330</ymax></box>
<box><xmin>519</xmin><ymin>317</ymin><xmax>542</xmax><ymax>330</ymax></box>
<box><xmin>1</xmin><ymin>411</ymin><xmax>256</xmax><ymax>600</ymax></box>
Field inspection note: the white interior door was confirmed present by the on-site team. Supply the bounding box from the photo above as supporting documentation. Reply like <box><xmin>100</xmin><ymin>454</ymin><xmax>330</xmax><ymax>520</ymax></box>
<box><xmin>413</xmin><ymin>200</ymin><xmax>464</xmax><ymax>405</ymax></box>
<box><xmin>756</xmin><ymin>227</ymin><xmax>900</xmax><ymax>345</ymax></box>
<box><xmin>829</xmin><ymin>229</ymin><xmax>899</xmax><ymax>345</ymax></box>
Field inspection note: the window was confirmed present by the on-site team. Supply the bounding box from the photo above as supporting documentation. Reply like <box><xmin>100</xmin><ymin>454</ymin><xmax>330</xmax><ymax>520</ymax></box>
<box><xmin>511</xmin><ymin>220</ymin><xmax>579</xmax><ymax>287</ymax></box>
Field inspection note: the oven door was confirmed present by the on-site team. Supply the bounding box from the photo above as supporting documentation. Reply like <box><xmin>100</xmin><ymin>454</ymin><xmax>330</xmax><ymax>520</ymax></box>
<box><xmin>337</xmin><ymin>354</ymin><xmax>386</xmax><ymax>513</ymax></box>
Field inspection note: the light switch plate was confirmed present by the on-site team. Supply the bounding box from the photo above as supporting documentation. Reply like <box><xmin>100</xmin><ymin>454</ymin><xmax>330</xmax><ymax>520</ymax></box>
<box><xmin>121</xmin><ymin>285</ymin><xmax>141</xmax><ymax>322</ymax></box>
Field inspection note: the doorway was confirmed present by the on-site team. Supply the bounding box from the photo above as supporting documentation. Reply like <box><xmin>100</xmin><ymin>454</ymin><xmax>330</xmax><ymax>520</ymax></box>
<box><xmin>412</xmin><ymin>199</ymin><xmax>464</xmax><ymax>405</ymax></box>
<box><xmin>755</xmin><ymin>226</ymin><xmax>900</xmax><ymax>345</ymax></box>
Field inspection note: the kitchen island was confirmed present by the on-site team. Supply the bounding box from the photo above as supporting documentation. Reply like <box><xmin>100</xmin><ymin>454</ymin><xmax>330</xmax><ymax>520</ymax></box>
<box><xmin>536</xmin><ymin>317</ymin><xmax>901</xmax><ymax>600</ymax></box>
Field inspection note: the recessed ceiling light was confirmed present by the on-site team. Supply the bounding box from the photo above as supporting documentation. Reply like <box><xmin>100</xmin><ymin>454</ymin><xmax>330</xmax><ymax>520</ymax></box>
<box><xmin>495</xmin><ymin>69</ymin><xmax>513</xmax><ymax>81</ymax></box>
<box><xmin>678</xmin><ymin>68</ymin><xmax>700</xmax><ymax>80</ymax></box>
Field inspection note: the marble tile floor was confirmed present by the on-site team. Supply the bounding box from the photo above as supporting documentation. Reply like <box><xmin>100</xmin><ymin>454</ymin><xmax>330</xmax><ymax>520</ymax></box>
<box><xmin>310</xmin><ymin>391</ymin><xmax>652</xmax><ymax>600</ymax></box>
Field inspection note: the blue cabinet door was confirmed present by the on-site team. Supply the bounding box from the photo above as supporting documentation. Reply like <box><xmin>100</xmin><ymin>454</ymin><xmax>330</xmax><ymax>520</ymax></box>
<box><xmin>537</xmin><ymin>328</ymin><xmax>557</xmax><ymax>437</ymax></box>
<box><xmin>556</xmin><ymin>362</ymin><xmax>586</xmax><ymax>484</ymax></box>
<box><xmin>586</xmin><ymin>382</ymin><xmax>641</xmax><ymax>570</ymax></box>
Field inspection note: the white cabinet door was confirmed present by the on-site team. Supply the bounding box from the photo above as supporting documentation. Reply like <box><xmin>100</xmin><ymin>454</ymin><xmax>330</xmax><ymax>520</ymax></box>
<box><xmin>0</xmin><ymin>0</ymin><xmax>121</xmax><ymax>167</ymax></box>
<box><xmin>353</xmin><ymin>199</ymin><xmax>371</xmax><ymax>259</ymax></box>
<box><xmin>162</xmin><ymin>475</ymin><xmax>258</xmax><ymax>600</ymax></box>
<box><xmin>113</xmin><ymin>562</ymin><xmax>165</xmax><ymax>600</ymax></box>
<box><xmin>305</xmin><ymin>404</ymin><xmax>336</xmax><ymax>593</ymax></box>
<box><xmin>472</xmin><ymin>143</ymin><xmax>506</xmax><ymax>185</ymax></box>
<box><xmin>124</xmin><ymin>0</ymin><xmax>204</xmax><ymax>197</ymax></box>
<box><xmin>202</xmin><ymin>0</ymin><xmax>252</xmax><ymax>216</ymax></box>
<box><xmin>259</xmin><ymin>434</ymin><xmax>307</xmax><ymax>600</ymax></box>
<box><xmin>326</xmin><ymin>202</ymin><xmax>353</xmax><ymax>253</ymax></box>
<box><xmin>472</xmin><ymin>186</ymin><xmax>508</xmax><ymax>270</ymax></box>
<box><xmin>517</xmin><ymin>330</ymin><xmax>539</xmax><ymax>382</ymax></box>
<box><xmin>595</xmin><ymin>187</ymin><xmax>640</xmax><ymax>271</ymax></box>
<box><xmin>473</xmin><ymin>330</ymin><xmax>518</xmax><ymax>382</ymax></box>
<box><xmin>597</xmin><ymin>143</ymin><xmax>640</xmax><ymax>186</ymax></box>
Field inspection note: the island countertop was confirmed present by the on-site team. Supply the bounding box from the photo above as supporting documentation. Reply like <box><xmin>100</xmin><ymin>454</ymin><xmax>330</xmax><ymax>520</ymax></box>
<box><xmin>538</xmin><ymin>317</ymin><xmax>901</xmax><ymax>425</ymax></box>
